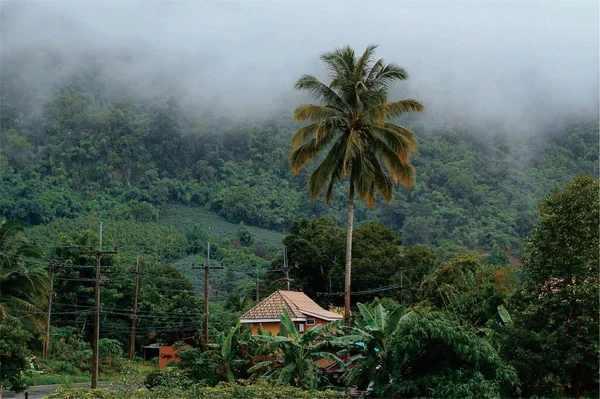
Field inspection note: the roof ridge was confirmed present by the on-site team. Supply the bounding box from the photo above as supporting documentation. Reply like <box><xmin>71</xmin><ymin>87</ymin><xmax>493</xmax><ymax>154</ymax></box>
<box><xmin>279</xmin><ymin>291</ymin><xmax>302</xmax><ymax>314</ymax></box>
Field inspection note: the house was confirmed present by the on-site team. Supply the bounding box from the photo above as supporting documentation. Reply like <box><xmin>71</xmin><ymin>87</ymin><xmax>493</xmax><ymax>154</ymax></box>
<box><xmin>239</xmin><ymin>290</ymin><xmax>343</xmax><ymax>334</ymax></box>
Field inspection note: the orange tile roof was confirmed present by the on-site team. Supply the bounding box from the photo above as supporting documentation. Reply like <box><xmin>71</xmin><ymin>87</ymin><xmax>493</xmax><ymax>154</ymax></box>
<box><xmin>240</xmin><ymin>290</ymin><xmax>342</xmax><ymax>322</ymax></box>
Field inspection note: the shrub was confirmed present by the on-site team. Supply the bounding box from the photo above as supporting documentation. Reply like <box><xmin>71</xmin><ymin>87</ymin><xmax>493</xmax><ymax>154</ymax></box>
<box><xmin>47</xmin><ymin>380</ymin><xmax>340</xmax><ymax>398</ymax></box>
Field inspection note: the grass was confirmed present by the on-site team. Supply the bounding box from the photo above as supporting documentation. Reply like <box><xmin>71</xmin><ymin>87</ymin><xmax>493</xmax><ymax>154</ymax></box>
<box><xmin>160</xmin><ymin>204</ymin><xmax>285</xmax><ymax>247</ymax></box>
<box><xmin>26</xmin><ymin>361</ymin><xmax>159</xmax><ymax>386</ymax></box>
<box><xmin>26</xmin><ymin>374</ymin><xmax>92</xmax><ymax>386</ymax></box>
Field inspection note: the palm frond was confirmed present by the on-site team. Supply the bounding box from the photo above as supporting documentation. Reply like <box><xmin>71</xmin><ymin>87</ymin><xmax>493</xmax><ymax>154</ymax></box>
<box><xmin>289</xmin><ymin>131</ymin><xmax>338</xmax><ymax>175</ymax></box>
<box><xmin>352</xmin><ymin>149</ymin><xmax>376</xmax><ymax>202</ymax></box>
<box><xmin>369</xmin><ymin>124</ymin><xmax>417</xmax><ymax>164</ymax></box>
<box><xmin>373</xmin><ymin>139</ymin><xmax>416</xmax><ymax>188</ymax></box>
<box><xmin>370</xmin><ymin>154</ymin><xmax>395</xmax><ymax>205</ymax></box>
<box><xmin>308</xmin><ymin>138</ymin><xmax>347</xmax><ymax>199</ymax></box>
<box><xmin>321</xmin><ymin>46</ymin><xmax>356</xmax><ymax>82</ymax></box>
<box><xmin>382</xmin><ymin>99</ymin><xmax>424</xmax><ymax>119</ymax></box>
<box><xmin>365</xmin><ymin>59</ymin><xmax>384</xmax><ymax>84</ymax></box>
<box><xmin>294</xmin><ymin>75</ymin><xmax>348</xmax><ymax>111</ymax></box>
<box><xmin>293</xmin><ymin>105</ymin><xmax>345</xmax><ymax>123</ymax></box>
<box><xmin>371</xmin><ymin>63</ymin><xmax>409</xmax><ymax>87</ymax></box>
<box><xmin>290</xmin><ymin>118</ymin><xmax>345</xmax><ymax>149</ymax></box>
<box><xmin>355</xmin><ymin>44</ymin><xmax>378</xmax><ymax>80</ymax></box>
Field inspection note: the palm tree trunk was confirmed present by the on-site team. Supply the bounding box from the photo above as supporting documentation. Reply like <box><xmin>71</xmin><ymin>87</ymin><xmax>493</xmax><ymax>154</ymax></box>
<box><xmin>344</xmin><ymin>176</ymin><xmax>355</xmax><ymax>329</ymax></box>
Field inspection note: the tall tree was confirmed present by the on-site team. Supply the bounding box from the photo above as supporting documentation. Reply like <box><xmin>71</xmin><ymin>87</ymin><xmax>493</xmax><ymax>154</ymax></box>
<box><xmin>505</xmin><ymin>175</ymin><xmax>599</xmax><ymax>398</ymax></box>
<box><xmin>289</xmin><ymin>45</ymin><xmax>423</xmax><ymax>327</ymax></box>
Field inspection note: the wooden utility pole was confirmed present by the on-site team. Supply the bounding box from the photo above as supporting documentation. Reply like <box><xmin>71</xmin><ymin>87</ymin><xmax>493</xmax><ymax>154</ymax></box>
<box><xmin>43</xmin><ymin>258</ymin><xmax>58</xmax><ymax>359</ymax></box>
<box><xmin>400</xmin><ymin>268</ymin><xmax>403</xmax><ymax>305</ymax></box>
<box><xmin>274</xmin><ymin>246</ymin><xmax>296</xmax><ymax>290</ymax></box>
<box><xmin>192</xmin><ymin>243</ymin><xmax>223</xmax><ymax>351</ymax></box>
<box><xmin>255</xmin><ymin>265</ymin><xmax>260</xmax><ymax>302</ymax></box>
<box><xmin>88</xmin><ymin>223</ymin><xmax>117</xmax><ymax>389</ymax></box>
<box><xmin>129</xmin><ymin>254</ymin><xmax>141</xmax><ymax>361</ymax></box>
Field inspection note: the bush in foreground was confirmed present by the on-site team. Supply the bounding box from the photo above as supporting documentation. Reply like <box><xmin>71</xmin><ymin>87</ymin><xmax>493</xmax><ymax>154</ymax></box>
<box><xmin>47</xmin><ymin>380</ymin><xmax>339</xmax><ymax>399</ymax></box>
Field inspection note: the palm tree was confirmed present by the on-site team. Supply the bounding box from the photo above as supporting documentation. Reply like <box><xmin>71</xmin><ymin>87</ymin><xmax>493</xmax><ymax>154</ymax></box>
<box><xmin>290</xmin><ymin>45</ymin><xmax>423</xmax><ymax>327</ymax></box>
<box><xmin>0</xmin><ymin>220</ymin><xmax>47</xmax><ymax>334</ymax></box>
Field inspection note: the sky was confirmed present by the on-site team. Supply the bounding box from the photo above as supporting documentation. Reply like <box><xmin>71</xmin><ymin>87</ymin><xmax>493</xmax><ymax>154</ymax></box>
<box><xmin>1</xmin><ymin>0</ymin><xmax>598</xmax><ymax>133</ymax></box>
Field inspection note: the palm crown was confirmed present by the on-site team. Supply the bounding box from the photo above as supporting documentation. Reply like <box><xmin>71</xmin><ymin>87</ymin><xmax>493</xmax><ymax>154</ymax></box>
<box><xmin>290</xmin><ymin>44</ymin><xmax>424</xmax><ymax>207</ymax></box>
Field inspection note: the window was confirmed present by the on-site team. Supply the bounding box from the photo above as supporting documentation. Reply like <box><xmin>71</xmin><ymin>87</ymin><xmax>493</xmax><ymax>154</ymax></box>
<box><xmin>306</xmin><ymin>318</ymin><xmax>315</xmax><ymax>325</ymax></box>
<box><xmin>296</xmin><ymin>323</ymin><xmax>305</xmax><ymax>332</ymax></box>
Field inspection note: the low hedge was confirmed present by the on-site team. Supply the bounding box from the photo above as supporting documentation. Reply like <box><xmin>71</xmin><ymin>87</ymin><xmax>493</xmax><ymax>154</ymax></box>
<box><xmin>47</xmin><ymin>380</ymin><xmax>340</xmax><ymax>399</ymax></box>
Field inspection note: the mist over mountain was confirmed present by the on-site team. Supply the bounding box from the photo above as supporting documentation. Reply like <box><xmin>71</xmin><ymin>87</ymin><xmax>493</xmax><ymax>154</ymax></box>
<box><xmin>2</xmin><ymin>1</ymin><xmax>598</xmax><ymax>133</ymax></box>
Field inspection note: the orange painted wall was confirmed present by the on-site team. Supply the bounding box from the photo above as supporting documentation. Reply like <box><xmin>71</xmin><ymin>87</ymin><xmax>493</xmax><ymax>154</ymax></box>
<box><xmin>250</xmin><ymin>322</ymin><xmax>280</xmax><ymax>335</ymax></box>
<box><xmin>247</xmin><ymin>317</ymin><xmax>333</xmax><ymax>335</ymax></box>
<box><xmin>159</xmin><ymin>346</ymin><xmax>181</xmax><ymax>369</ymax></box>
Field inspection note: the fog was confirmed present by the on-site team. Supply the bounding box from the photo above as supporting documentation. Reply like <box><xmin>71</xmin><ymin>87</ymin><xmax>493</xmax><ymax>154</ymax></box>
<box><xmin>1</xmin><ymin>0</ymin><xmax>598</xmax><ymax>133</ymax></box>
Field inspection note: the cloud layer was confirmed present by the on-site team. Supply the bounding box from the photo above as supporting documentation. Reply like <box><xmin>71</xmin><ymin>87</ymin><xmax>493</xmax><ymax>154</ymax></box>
<box><xmin>1</xmin><ymin>1</ymin><xmax>598</xmax><ymax>133</ymax></box>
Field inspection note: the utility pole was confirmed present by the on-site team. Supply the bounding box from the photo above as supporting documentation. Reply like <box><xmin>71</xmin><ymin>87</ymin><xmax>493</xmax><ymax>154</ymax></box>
<box><xmin>43</xmin><ymin>258</ymin><xmax>59</xmax><ymax>359</ymax></box>
<box><xmin>400</xmin><ymin>269</ymin><xmax>403</xmax><ymax>305</ymax></box>
<box><xmin>87</xmin><ymin>222</ymin><xmax>117</xmax><ymax>389</ymax></box>
<box><xmin>255</xmin><ymin>266</ymin><xmax>259</xmax><ymax>302</ymax></box>
<box><xmin>192</xmin><ymin>242</ymin><xmax>223</xmax><ymax>351</ymax></box>
<box><xmin>275</xmin><ymin>246</ymin><xmax>296</xmax><ymax>290</ymax></box>
<box><xmin>129</xmin><ymin>254</ymin><xmax>141</xmax><ymax>361</ymax></box>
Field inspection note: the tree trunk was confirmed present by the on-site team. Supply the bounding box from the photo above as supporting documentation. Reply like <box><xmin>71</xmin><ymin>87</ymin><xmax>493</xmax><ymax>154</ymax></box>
<box><xmin>344</xmin><ymin>177</ymin><xmax>355</xmax><ymax>329</ymax></box>
<box><xmin>0</xmin><ymin>379</ymin><xmax>4</xmax><ymax>399</ymax></box>
<box><xmin>573</xmin><ymin>364</ymin><xmax>581</xmax><ymax>398</ymax></box>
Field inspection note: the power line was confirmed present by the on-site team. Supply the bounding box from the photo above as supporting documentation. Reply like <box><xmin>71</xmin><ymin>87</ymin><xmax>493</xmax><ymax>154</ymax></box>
<box><xmin>316</xmin><ymin>283</ymin><xmax>416</xmax><ymax>297</ymax></box>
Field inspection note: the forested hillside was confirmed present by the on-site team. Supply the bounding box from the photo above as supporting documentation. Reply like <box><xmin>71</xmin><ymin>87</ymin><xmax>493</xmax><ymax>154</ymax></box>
<box><xmin>1</xmin><ymin>22</ymin><xmax>598</xmax><ymax>399</ymax></box>
<box><xmin>1</xmin><ymin>69</ymin><xmax>597</xmax><ymax>254</ymax></box>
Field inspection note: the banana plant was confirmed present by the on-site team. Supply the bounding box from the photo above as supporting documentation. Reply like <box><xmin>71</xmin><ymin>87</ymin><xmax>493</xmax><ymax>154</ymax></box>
<box><xmin>209</xmin><ymin>321</ymin><xmax>255</xmax><ymax>383</ymax></box>
<box><xmin>331</xmin><ymin>303</ymin><xmax>411</xmax><ymax>397</ymax></box>
<box><xmin>178</xmin><ymin>321</ymin><xmax>256</xmax><ymax>384</ymax></box>
<box><xmin>248</xmin><ymin>306</ymin><xmax>344</xmax><ymax>389</ymax></box>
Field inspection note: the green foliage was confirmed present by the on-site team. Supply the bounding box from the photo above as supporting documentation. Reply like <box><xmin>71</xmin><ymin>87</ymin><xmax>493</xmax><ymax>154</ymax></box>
<box><xmin>248</xmin><ymin>307</ymin><xmax>343</xmax><ymax>390</ymax></box>
<box><xmin>236</xmin><ymin>222</ymin><xmax>254</xmax><ymax>247</ymax></box>
<box><xmin>394</xmin><ymin>245</ymin><xmax>436</xmax><ymax>304</ymax></box>
<box><xmin>161</xmin><ymin>205</ymin><xmax>283</xmax><ymax>248</ymax></box>
<box><xmin>28</xmin><ymin>216</ymin><xmax>188</xmax><ymax>262</ymax></box>
<box><xmin>419</xmin><ymin>254</ymin><xmax>517</xmax><ymax>327</ymax></box>
<box><xmin>347</xmin><ymin>223</ymin><xmax>402</xmax><ymax>293</ymax></box>
<box><xmin>144</xmin><ymin>367</ymin><xmax>200</xmax><ymax>390</ymax></box>
<box><xmin>176</xmin><ymin>322</ymin><xmax>257</xmax><ymax>386</ymax></box>
<box><xmin>99</xmin><ymin>339</ymin><xmax>125</xmax><ymax>374</ymax></box>
<box><xmin>46</xmin><ymin>327</ymin><xmax>93</xmax><ymax>374</ymax></box>
<box><xmin>279</xmin><ymin>219</ymin><xmax>425</xmax><ymax>305</ymax></box>
<box><xmin>388</xmin><ymin>311</ymin><xmax>519</xmax><ymax>398</ymax></box>
<box><xmin>1</xmin><ymin>68</ymin><xmax>597</xmax><ymax>252</ymax></box>
<box><xmin>48</xmin><ymin>380</ymin><xmax>339</xmax><ymax>399</ymax></box>
<box><xmin>186</xmin><ymin>223</ymin><xmax>209</xmax><ymax>254</ymax></box>
<box><xmin>503</xmin><ymin>175</ymin><xmax>599</xmax><ymax>398</ymax></box>
<box><xmin>0</xmin><ymin>316</ymin><xmax>32</xmax><ymax>393</ymax></box>
<box><xmin>276</xmin><ymin>218</ymin><xmax>345</xmax><ymax>299</ymax></box>
<box><xmin>0</xmin><ymin>219</ymin><xmax>47</xmax><ymax>334</ymax></box>
<box><xmin>332</xmin><ymin>303</ymin><xmax>408</xmax><ymax>396</ymax></box>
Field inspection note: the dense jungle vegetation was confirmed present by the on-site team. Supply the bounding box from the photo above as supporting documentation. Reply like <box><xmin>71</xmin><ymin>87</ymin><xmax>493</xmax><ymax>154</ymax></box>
<box><xmin>0</xmin><ymin>51</ymin><xmax>598</xmax><ymax>398</ymax></box>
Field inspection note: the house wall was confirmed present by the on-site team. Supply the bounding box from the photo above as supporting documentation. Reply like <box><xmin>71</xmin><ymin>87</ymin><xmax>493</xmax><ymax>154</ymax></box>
<box><xmin>248</xmin><ymin>316</ymin><xmax>334</xmax><ymax>335</ymax></box>
<box><xmin>250</xmin><ymin>322</ymin><xmax>280</xmax><ymax>335</ymax></box>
